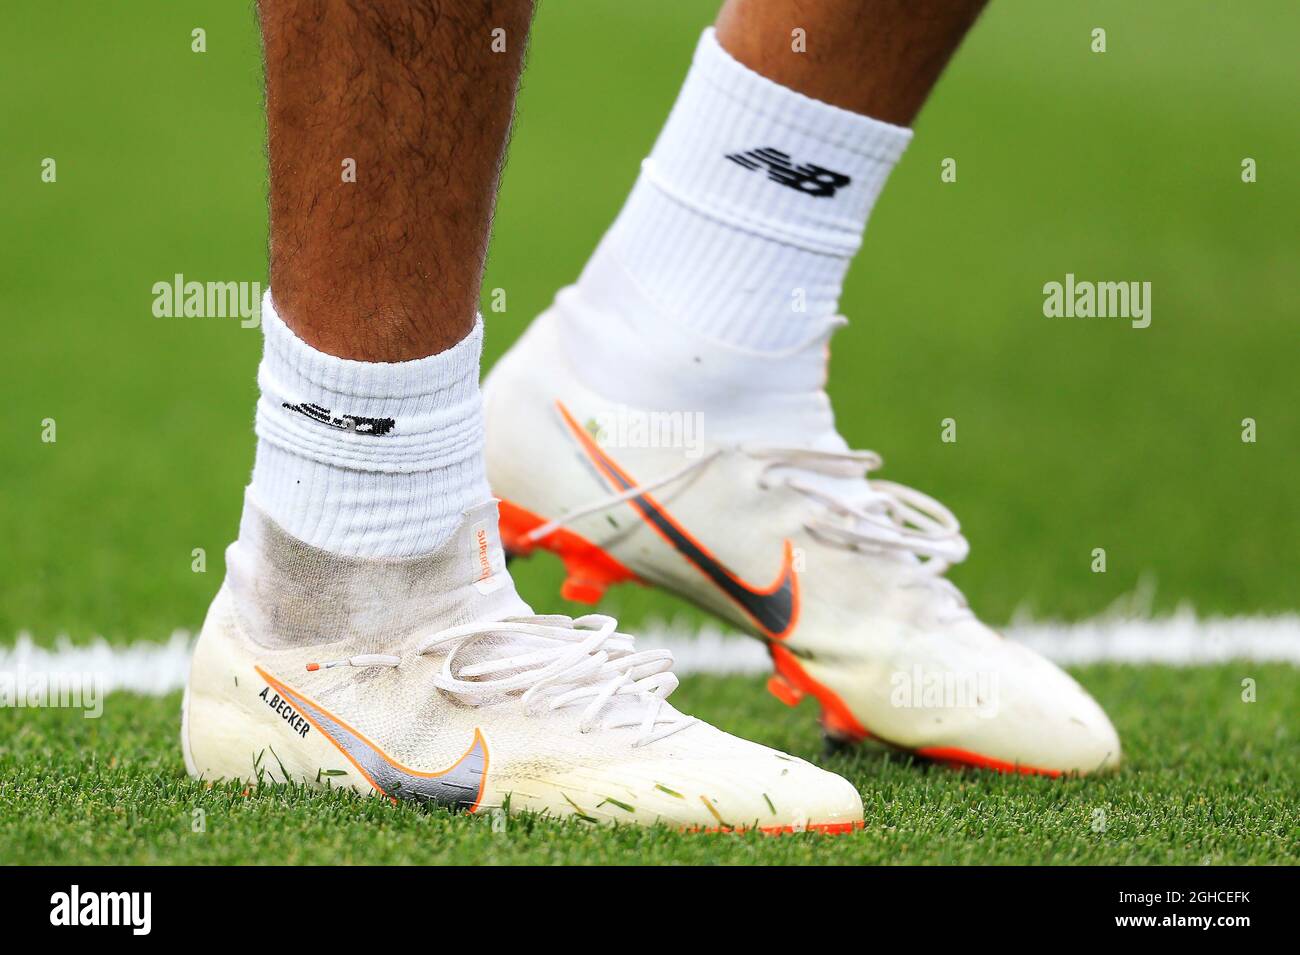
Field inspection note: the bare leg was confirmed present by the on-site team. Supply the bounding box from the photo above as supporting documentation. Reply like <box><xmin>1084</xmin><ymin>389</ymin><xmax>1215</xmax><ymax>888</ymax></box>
<box><xmin>715</xmin><ymin>0</ymin><xmax>986</xmax><ymax>124</ymax></box>
<box><xmin>260</xmin><ymin>0</ymin><xmax>534</xmax><ymax>360</ymax></box>
<box><xmin>243</xmin><ymin>0</ymin><xmax>535</xmax><ymax>558</ymax></box>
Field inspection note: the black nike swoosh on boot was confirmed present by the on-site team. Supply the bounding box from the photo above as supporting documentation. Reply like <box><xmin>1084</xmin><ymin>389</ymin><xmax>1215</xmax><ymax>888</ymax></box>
<box><xmin>556</xmin><ymin>402</ymin><xmax>798</xmax><ymax>639</ymax></box>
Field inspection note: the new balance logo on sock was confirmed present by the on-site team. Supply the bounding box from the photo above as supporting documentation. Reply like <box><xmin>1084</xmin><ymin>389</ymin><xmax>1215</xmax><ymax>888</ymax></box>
<box><xmin>282</xmin><ymin>402</ymin><xmax>396</xmax><ymax>436</ymax></box>
<box><xmin>725</xmin><ymin>147</ymin><xmax>851</xmax><ymax>197</ymax></box>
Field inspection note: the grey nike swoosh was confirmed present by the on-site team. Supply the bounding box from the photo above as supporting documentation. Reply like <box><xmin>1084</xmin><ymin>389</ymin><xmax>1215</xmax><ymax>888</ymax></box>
<box><xmin>257</xmin><ymin>667</ymin><xmax>487</xmax><ymax>811</ymax></box>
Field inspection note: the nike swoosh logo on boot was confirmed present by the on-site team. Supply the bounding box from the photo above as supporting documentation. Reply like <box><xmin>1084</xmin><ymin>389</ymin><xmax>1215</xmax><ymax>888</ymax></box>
<box><xmin>257</xmin><ymin>667</ymin><xmax>488</xmax><ymax>811</ymax></box>
<box><xmin>556</xmin><ymin>402</ymin><xmax>799</xmax><ymax>639</ymax></box>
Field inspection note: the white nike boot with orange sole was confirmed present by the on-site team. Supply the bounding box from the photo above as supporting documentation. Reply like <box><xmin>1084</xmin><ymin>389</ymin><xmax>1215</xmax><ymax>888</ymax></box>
<box><xmin>483</xmin><ymin>280</ymin><xmax>1122</xmax><ymax>778</ymax></box>
<box><xmin>182</xmin><ymin>496</ymin><xmax>863</xmax><ymax>832</ymax></box>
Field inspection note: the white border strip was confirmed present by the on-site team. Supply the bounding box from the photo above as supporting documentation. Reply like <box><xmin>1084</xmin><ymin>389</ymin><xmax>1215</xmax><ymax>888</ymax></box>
<box><xmin>2</xmin><ymin>632</ymin><xmax>195</xmax><ymax>695</ymax></box>
<box><xmin>645</xmin><ymin>612</ymin><xmax>1300</xmax><ymax>674</ymax></box>
<box><xmin>1007</xmin><ymin>612</ymin><xmax>1300</xmax><ymax>666</ymax></box>
<box><xmin>2</xmin><ymin>614</ymin><xmax>1297</xmax><ymax>696</ymax></box>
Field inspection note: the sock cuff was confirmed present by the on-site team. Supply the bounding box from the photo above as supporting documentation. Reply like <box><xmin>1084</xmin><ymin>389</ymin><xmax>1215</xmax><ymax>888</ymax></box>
<box><xmin>255</xmin><ymin>290</ymin><xmax>485</xmax><ymax>473</ymax></box>
<box><xmin>640</xmin><ymin>28</ymin><xmax>912</xmax><ymax>251</ymax></box>
<box><xmin>689</xmin><ymin>28</ymin><xmax>912</xmax><ymax>162</ymax></box>
<box><xmin>259</xmin><ymin>289</ymin><xmax>483</xmax><ymax>407</ymax></box>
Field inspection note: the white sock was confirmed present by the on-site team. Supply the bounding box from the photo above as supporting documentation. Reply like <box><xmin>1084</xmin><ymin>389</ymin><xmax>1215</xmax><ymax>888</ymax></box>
<box><xmin>248</xmin><ymin>291</ymin><xmax>490</xmax><ymax>558</ymax></box>
<box><xmin>575</xmin><ymin>27</ymin><xmax>911</xmax><ymax>356</ymax></box>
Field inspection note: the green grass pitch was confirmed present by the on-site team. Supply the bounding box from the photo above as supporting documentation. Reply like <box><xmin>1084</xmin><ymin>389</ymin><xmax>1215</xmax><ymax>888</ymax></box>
<box><xmin>2</xmin><ymin>666</ymin><xmax>1296</xmax><ymax>865</ymax></box>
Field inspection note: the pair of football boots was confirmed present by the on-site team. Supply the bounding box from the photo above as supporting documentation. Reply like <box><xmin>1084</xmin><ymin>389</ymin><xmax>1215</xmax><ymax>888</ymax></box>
<box><xmin>183</xmin><ymin>283</ymin><xmax>1119</xmax><ymax>833</ymax></box>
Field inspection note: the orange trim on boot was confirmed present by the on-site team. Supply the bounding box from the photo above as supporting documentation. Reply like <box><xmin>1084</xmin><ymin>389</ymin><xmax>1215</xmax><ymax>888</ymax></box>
<box><xmin>914</xmin><ymin>747</ymin><xmax>1064</xmax><ymax>778</ymax></box>
<box><xmin>497</xmin><ymin>497</ymin><xmax>641</xmax><ymax>604</ymax></box>
<box><xmin>767</xmin><ymin>643</ymin><xmax>870</xmax><ymax>742</ymax></box>
<box><xmin>682</xmin><ymin>819</ymin><xmax>865</xmax><ymax>836</ymax></box>
<box><xmin>768</xmin><ymin>644</ymin><xmax>1067</xmax><ymax>778</ymax></box>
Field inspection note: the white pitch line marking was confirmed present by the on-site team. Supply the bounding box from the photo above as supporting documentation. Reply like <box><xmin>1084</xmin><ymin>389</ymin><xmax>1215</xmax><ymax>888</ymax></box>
<box><xmin>2</xmin><ymin>614</ymin><xmax>1297</xmax><ymax>696</ymax></box>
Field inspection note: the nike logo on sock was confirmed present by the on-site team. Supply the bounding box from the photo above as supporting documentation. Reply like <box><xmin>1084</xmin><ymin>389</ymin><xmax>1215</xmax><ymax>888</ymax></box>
<box><xmin>556</xmin><ymin>402</ymin><xmax>799</xmax><ymax>639</ymax></box>
<box><xmin>282</xmin><ymin>402</ymin><xmax>396</xmax><ymax>436</ymax></box>
<box><xmin>725</xmin><ymin>147</ymin><xmax>851</xmax><ymax>198</ymax></box>
<box><xmin>256</xmin><ymin>667</ymin><xmax>488</xmax><ymax>811</ymax></box>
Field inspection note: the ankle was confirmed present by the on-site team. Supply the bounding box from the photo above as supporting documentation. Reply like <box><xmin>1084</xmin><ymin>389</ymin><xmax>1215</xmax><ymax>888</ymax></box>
<box><xmin>226</xmin><ymin>497</ymin><xmax>528</xmax><ymax>654</ymax></box>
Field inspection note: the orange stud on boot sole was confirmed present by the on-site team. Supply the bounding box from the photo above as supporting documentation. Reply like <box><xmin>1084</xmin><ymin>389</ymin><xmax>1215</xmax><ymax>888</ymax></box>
<box><xmin>766</xmin><ymin>673</ymin><xmax>805</xmax><ymax>707</ymax></box>
<box><xmin>768</xmin><ymin>643</ymin><xmax>871</xmax><ymax>742</ymax></box>
<box><xmin>560</xmin><ymin>576</ymin><xmax>608</xmax><ymax>604</ymax></box>
<box><xmin>497</xmin><ymin>497</ymin><xmax>641</xmax><ymax>606</ymax></box>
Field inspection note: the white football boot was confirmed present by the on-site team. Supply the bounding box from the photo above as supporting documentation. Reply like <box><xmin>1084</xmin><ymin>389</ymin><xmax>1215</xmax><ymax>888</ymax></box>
<box><xmin>182</xmin><ymin>497</ymin><xmax>863</xmax><ymax>833</ymax></box>
<box><xmin>483</xmin><ymin>280</ymin><xmax>1122</xmax><ymax>778</ymax></box>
